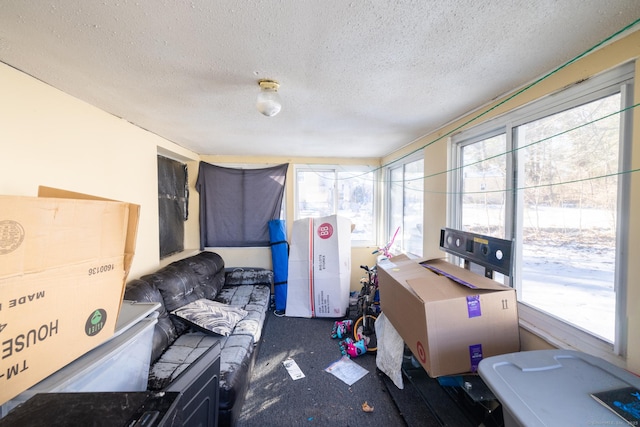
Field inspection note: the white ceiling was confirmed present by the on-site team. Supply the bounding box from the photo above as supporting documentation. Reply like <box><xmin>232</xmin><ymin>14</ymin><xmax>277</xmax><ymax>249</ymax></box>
<box><xmin>1</xmin><ymin>1</ymin><xmax>639</xmax><ymax>159</ymax></box>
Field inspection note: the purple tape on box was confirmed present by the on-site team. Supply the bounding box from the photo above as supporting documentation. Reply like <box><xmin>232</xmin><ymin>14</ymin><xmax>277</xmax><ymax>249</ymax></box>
<box><xmin>469</xmin><ymin>344</ymin><xmax>483</xmax><ymax>372</ymax></box>
<box><xmin>466</xmin><ymin>295</ymin><xmax>481</xmax><ymax>318</ymax></box>
<box><xmin>421</xmin><ymin>264</ymin><xmax>478</xmax><ymax>289</ymax></box>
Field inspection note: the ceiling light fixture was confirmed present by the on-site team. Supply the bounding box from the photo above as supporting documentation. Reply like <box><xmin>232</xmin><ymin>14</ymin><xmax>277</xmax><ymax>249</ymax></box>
<box><xmin>256</xmin><ymin>79</ymin><xmax>281</xmax><ymax>117</ymax></box>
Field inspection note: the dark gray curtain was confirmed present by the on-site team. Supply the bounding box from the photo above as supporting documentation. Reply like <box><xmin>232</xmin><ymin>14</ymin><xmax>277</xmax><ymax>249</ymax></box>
<box><xmin>158</xmin><ymin>155</ymin><xmax>188</xmax><ymax>258</ymax></box>
<box><xmin>196</xmin><ymin>162</ymin><xmax>288</xmax><ymax>248</ymax></box>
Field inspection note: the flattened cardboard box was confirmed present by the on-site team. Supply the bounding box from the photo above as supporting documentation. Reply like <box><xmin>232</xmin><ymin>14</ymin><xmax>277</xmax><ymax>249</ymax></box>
<box><xmin>0</xmin><ymin>188</ymin><xmax>139</xmax><ymax>405</ymax></box>
<box><xmin>377</xmin><ymin>255</ymin><xmax>519</xmax><ymax>378</ymax></box>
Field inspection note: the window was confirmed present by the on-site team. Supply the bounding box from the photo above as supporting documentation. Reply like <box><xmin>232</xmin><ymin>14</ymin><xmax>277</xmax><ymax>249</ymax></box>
<box><xmin>387</xmin><ymin>156</ymin><xmax>424</xmax><ymax>257</ymax></box>
<box><xmin>458</xmin><ymin>132</ymin><xmax>507</xmax><ymax>239</ymax></box>
<box><xmin>451</xmin><ymin>63</ymin><xmax>633</xmax><ymax>358</ymax></box>
<box><xmin>515</xmin><ymin>95</ymin><xmax>623</xmax><ymax>342</ymax></box>
<box><xmin>294</xmin><ymin>165</ymin><xmax>376</xmax><ymax>245</ymax></box>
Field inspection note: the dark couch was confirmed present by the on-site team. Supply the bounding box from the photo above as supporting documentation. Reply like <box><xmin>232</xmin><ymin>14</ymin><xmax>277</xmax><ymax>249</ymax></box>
<box><xmin>123</xmin><ymin>251</ymin><xmax>272</xmax><ymax>426</ymax></box>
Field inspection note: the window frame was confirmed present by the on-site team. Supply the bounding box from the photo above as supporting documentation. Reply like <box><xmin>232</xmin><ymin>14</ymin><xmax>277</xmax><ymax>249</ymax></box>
<box><xmin>449</xmin><ymin>62</ymin><xmax>634</xmax><ymax>365</ymax></box>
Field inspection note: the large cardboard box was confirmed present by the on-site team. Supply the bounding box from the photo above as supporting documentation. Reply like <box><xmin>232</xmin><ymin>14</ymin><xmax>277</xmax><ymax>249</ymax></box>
<box><xmin>377</xmin><ymin>255</ymin><xmax>520</xmax><ymax>377</ymax></box>
<box><xmin>285</xmin><ymin>215</ymin><xmax>351</xmax><ymax>318</ymax></box>
<box><xmin>0</xmin><ymin>187</ymin><xmax>139</xmax><ymax>404</ymax></box>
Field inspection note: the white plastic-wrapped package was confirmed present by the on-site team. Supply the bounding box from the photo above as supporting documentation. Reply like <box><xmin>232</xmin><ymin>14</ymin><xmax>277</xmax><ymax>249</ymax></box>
<box><xmin>375</xmin><ymin>313</ymin><xmax>404</xmax><ymax>389</ymax></box>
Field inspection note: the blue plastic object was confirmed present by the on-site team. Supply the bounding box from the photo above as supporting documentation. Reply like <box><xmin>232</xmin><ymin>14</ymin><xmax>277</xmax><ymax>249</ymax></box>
<box><xmin>268</xmin><ymin>219</ymin><xmax>289</xmax><ymax>312</ymax></box>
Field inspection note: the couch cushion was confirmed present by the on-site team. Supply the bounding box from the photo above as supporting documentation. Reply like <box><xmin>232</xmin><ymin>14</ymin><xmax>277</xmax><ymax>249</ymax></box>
<box><xmin>179</xmin><ymin>251</ymin><xmax>226</xmax><ymax>298</ymax></box>
<box><xmin>124</xmin><ymin>279</ymin><xmax>178</xmax><ymax>363</ymax></box>
<box><xmin>171</xmin><ymin>299</ymin><xmax>248</xmax><ymax>337</ymax></box>
<box><xmin>148</xmin><ymin>331</ymin><xmax>222</xmax><ymax>390</ymax></box>
<box><xmin>225</xmin><ymin>267</ymin><xmax>274</xmax><ymax>287</ymax></box>
<box><xmin>215</xmin><ymin>284</ymin><xmax>270</xmax><ymax>342</ymax></box>
<box><xmin>217</xmin><ymin>334</ymin><xmax>255</xmax><ymax>410</ymax></box>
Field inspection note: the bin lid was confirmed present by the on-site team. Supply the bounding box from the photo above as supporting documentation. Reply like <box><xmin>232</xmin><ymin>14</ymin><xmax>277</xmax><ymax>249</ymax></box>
<box><xmin>478</xmin><ymin>349</ymin><xmax>640</xmax><ymax>426</ymax></box>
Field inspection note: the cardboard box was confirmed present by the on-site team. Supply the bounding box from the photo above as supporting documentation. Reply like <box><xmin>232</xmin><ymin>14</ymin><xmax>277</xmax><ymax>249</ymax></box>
<box><xmin>37</xmin><ymin>186</ymin><xmax>139</xmax><ymax>282</ymax></box>
<box><xmin>0</xmin><ymin>188</ymin><xmax>139</xmax><ymax>404</ymax></box>
<box><xmin>285</xmin><ymin>215</ymin><xmax>351</xmax><ymax>318</ymax></box>
<box><xmin>377</xmin><ymin>255</ymin><xmax>520</xmax><ymax>377</ymax></box>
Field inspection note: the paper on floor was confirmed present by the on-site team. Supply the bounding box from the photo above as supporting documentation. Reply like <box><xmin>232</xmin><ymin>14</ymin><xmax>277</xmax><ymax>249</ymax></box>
<box><xmin>283</xmin><ymin>358</ymin><xmax>306</xmax><ymax>380</ymax></box>
<box><xmin>325</xmin><ymin>356</ymin><xmax>369</xmax><ymax>386</ymax></box>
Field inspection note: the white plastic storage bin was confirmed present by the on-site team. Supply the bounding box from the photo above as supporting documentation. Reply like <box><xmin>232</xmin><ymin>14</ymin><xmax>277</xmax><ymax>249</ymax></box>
<box><xmin>1</xmin><ymin>302</ymin><xmax>158</xmax><ymax>417</ymax></box>
<box><xmin>478</xmin><ymin>349</ymin><xmax>640</xmax><ymax>427</ymax></box>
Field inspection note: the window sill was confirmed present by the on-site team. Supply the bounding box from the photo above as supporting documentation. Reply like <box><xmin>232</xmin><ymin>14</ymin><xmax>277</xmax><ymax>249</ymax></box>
<box><xmin>518</xmin><ymin>302</ymin><xmax>626</xmax><ymax>369</ymax></box>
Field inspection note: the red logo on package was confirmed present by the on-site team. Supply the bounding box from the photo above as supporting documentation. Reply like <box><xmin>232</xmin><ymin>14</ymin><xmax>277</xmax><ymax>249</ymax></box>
<box><xmin>416</xmin><ymin>341</ymin><xmax>427</xmax><ymax>363</ymax></box>
<box><xmin>317</xmin><ymin>223</ymin><xmax>333</xmax><ymax>239</ymax></box>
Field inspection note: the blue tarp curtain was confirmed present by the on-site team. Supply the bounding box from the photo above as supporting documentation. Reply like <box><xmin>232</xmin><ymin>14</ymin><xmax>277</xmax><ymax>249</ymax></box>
<box><xmin>269</xmin><ymin>219</ymin><xmax>288</xmax><ymax>312</ymax></box>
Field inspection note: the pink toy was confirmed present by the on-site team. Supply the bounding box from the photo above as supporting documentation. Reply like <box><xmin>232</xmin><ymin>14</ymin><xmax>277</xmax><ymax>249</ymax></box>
<box><xmin>372</xmin><ymin>226</ymin><xmax>399</xmax><ymax>259</ymax></box>
<box><xmin>339</xmin><ymin>337</ymin><xmax>367</xmax><ymax>358</ymax></box>
<box><xmin>331</xmin><ymin>319</ymin><xmax>353</xmax><ymax>339</ymax></box>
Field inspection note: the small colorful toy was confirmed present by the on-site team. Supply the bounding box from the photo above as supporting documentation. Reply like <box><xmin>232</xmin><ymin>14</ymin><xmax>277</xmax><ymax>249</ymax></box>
<box><xmin>338</xmin><ymin>337</ymin><xmax>367</xmax><ymax>358</ymax></box>
<box><xmin>331</xmin><ymin>319</ymin><xmax>353</xmax><ymax>339</ymax></box>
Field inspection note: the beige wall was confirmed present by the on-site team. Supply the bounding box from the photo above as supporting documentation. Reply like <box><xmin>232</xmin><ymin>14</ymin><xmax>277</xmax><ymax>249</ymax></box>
<box><xmin>2</xmin><ymin>28</ymin><xmax>639</xmax><ymax>372</ymax></box>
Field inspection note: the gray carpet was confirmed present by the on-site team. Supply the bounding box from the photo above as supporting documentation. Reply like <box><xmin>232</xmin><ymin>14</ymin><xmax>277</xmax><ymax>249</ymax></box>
<box><xmin>237</xmin><ymin>313</ymin><xmax>464</xmax><ymax>427</ymax></box>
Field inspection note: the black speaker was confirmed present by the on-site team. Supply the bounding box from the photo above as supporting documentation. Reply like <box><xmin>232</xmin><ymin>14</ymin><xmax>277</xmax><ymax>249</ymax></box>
<box><xmin>439</xmin><ymin>228</ymin><xmax>513</xmax><ymax>277</ymax></box>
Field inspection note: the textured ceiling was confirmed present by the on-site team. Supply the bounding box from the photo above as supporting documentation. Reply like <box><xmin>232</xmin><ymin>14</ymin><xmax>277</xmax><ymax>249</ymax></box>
<box><xmin>1</xmin><ymin>1</ymin><xmax>639</xmax><ymax>158</ymax></box>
